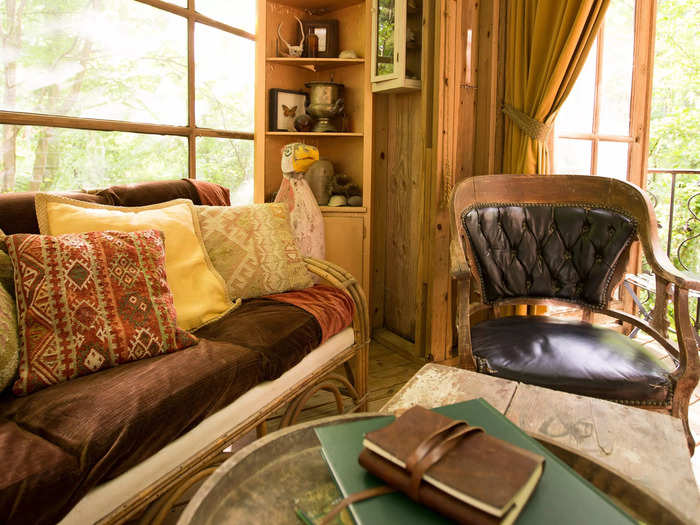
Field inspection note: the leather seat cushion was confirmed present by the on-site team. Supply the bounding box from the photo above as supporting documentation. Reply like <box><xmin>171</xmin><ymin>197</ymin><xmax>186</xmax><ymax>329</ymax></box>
<box><xmin>471</xmin><ymin>316</ymin><xmax>672</xmax><ymax>404</ymax></box>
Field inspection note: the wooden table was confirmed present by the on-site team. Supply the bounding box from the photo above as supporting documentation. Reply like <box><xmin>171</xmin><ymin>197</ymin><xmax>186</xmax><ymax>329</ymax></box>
<box><xmin>382</xmin><ymin>364</ymin><xmax>700</xmax><ymax>525</ymax></box>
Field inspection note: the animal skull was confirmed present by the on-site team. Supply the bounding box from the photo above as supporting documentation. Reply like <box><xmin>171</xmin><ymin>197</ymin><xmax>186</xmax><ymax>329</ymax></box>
<box><xmin>277</xmin><ymin>17</ymin><xmax>305</xmax><ymax>57</ymax></box>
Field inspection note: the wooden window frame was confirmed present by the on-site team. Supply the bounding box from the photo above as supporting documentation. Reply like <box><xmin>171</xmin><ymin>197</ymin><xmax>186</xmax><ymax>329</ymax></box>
<box><xmin>555</xmin><ymin>0</ymin><xmax>656</xmax><ymax>190</ymax></box>
<box><xmin>0</xmin><ymin>0</ymin><xmax>256</xmax><ymax>181</ymax></box>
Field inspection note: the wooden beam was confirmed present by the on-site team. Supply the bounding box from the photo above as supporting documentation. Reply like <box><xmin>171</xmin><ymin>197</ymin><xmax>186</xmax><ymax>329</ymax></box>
<box><xmin>135</xmin><ymin>0</ymin><xmax>256</xmax><ymax>41</ymax></box>
<box><xmin>472</xmin><ymin>0</ymin><xmax>501</xmax><ymax>175</ymax></box>
<box><xmin>0</xmin><ymin>111</ymin><xmax>254</xmax><ymax>141</ymax></box>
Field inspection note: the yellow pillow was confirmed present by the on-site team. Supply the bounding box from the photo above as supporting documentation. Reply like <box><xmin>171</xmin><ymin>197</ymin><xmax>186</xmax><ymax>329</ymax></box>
<box><xmin>35</xmin><ymin>194</ymin><xmax>234</xmax><ymax>331</ymax></box>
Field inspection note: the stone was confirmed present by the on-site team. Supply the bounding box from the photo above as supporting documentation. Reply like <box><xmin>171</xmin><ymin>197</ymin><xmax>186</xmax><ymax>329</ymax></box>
<box><xmin>327</xmin><ymin>195</ymin><xmax>347</xmax><ymax>207</ymax></box>
<box><xmin>339</xmin><ymin>50</ymin><xmax>358</xmax><ymax>59</ymax></box>
<box><xmin>348</xmin><ymin>196</ymin><xmax>363</xmax><ymax>207</ymax></box>
<box><xmin>305</xmin><ymin>159</ymin><xmax>334</xmax><ymax>205</ymax></box>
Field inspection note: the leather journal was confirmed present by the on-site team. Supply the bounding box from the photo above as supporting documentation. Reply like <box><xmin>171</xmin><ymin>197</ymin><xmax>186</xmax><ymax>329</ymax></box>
<box><xmin>359</xmin><ymin>406</ymin><xmax>544</xmax><ymax>524</ymax></box>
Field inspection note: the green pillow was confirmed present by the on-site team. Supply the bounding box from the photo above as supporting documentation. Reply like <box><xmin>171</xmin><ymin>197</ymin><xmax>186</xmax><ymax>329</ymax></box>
<box><xmin>0</xmin><ymin>281</ymin><xmax>19</xmax><ymax>392</ymax></box>
<box><xmin>0</xmin><ymin>229</ymin><xmax>13</xmax><ymax>295</ymax></box>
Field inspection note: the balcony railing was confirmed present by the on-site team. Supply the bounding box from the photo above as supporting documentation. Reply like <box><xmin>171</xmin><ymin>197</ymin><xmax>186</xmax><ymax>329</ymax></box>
<box><xmin>629</xmin><ymin>169</ymin><xmax>700</xmax><ymax>339</ymax></box>
<box><xmin>646</xmin><ymin>168</ymin><xmax>700</xmax><ymax>273</ymax></box>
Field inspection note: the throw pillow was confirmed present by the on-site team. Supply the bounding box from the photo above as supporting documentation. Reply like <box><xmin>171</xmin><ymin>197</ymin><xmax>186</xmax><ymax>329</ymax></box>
<box><xmin>0</xmin><ymin>229</ymin><xmax>13</xmax><ymax>295</ymax></box>
<box><xmin>35</xmin><ymin>194</ymin><xmax>234</xmax><ymax>331</ymax></box>
<box><xmin>195</xmin><ymin>203</ymin><xmax>313</xmax><ymax>300</ymax></box>
<box><xmin>6</xmin><ymin>229</ymin><xmax>198</xmax><ymax>395</ymax></box>
<box><xmin>0</xmin><ymin>281</ymin><xmax>19</xmax><ymax>391</ymax></box>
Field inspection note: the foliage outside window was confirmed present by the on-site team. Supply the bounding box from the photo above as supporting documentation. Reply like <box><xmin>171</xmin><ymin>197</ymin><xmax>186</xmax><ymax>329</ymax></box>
<box><xmin>375</xmin><ymin>0</ymin><xmax>395</xmax><ymax>76</ymax></box>
<box><xmin>1</xmin><ymin>0</ymin><xmax>256</xmax><ymax>204</ymax></box>
<box><xmin>554</xmin><ymin>0</ymin><xmax>698</xmax><ymax>275</ymax></box>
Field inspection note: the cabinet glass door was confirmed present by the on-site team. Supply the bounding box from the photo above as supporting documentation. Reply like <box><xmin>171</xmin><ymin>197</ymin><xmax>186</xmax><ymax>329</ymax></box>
<box><xmin>374</xmin><ymin>0</ymin><xmax>398</xmax><ymax>80</ymax></box>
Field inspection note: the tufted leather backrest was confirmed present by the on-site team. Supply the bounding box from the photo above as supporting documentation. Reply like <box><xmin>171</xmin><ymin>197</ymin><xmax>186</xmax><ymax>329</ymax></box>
<box><xmin>461</xmin><ymin>205</ymin><xmax>636</xmax><ymax>308</ymax></box>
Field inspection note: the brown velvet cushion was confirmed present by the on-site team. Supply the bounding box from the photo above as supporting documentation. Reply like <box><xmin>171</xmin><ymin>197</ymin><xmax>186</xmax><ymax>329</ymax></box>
<box><xmin>195</xmin><ymin>297</ymin><xmax>322</xmax><ymax>379</ymax></box>
<box><xmin>0</xmin><ymin>191</ymin><xmax>106</xmax><ymax>235</ymax></box>
<box><xmin>472</xmin><ymin>316</ymin><xmax>672</xmax><ymax>405</ymax></box>
<box><xmin>0</xmin><ymin>339</ymin><xmax>262</xmax><ymax>524</ymax></box>
<box><xmin>95</xmin><ymin>179</ymin><xmax>201</xmax><ymax>207</ymax></box>
<box><xmin>0</xmin><ymin>298</ymin><xmax>324</xmax><ymax>525</ymax></box>
<box><xmin>0</xmin><ymin>419</ymin><xmax>81</xmax><ymax>525</ymax></box>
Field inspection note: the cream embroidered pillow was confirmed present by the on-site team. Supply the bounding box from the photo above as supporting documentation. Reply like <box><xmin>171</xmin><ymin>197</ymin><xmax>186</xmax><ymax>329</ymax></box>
<box><xmin>195</xmin><ymin>203</ymin><xmax>313</xmax><ymax>300</ymax></box>
<box><xmin>35</xmin><ymin>195</ymin><xmax>234</xmax><ymax>331</ymax></box>
<box><xmin>0</xmin><ymin>281</ymin><xmax>19</xmax><ymax>391</ymax></box>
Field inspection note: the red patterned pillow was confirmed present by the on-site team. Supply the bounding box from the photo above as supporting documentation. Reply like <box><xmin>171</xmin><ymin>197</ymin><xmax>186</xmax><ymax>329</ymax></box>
<box><xmin>6</xmin><ymin>229</ymin><xmax>198</xmax><ymax>395</ymax></box>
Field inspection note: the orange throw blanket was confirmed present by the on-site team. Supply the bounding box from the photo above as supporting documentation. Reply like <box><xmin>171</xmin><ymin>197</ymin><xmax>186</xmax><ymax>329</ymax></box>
<box><xmin>266</xmin><ymin>285</ymin><xmax>355</xmax><ymax>344</ymax></box>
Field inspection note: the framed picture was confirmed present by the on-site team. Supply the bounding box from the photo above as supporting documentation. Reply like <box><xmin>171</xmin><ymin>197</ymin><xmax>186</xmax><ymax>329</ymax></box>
<box><xmin>302</xmin><ymin>19</ymin><xmax>339</xmax><ymax>58</ymax></box>
<box><xmin>269</xmin><ymin>89</ymin><xmax>308</xmax><ymax>132</ymax></box>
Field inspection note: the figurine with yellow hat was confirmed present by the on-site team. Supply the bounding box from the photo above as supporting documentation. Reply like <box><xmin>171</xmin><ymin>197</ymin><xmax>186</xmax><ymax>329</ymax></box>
<box><xmin>274</xmin><ymin>142</ymin><xmax>325</xmax><ymax>259</ymax></box>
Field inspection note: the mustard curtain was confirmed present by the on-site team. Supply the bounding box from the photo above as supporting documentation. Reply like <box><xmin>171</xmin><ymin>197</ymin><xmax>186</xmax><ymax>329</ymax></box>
<box><xmin>502</xmin><ymin>0</ymin><xmax>610</xmax><ymax>174</ymax></box>
<box><xmin>502</xmin><ymin>0</ymin><xmax>609</xmax><ymax>316</ymax></box>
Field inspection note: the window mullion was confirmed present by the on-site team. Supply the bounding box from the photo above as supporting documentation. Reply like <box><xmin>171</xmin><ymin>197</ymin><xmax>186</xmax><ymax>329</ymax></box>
<box><xmin>591</xmin><ymin>27</ymin><xmax>605</xmax><ymax>175</ymax></box>
<box><xmin>188</xmin><ymin>0</ymin><xmax>196</xmax><ymax>179</ymax></box>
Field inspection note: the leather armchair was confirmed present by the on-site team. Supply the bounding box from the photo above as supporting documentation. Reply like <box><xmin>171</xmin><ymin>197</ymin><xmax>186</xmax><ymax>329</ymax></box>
<box><xmin>451</xmin><ymin>174</ymin><xmax>699</xmax><ymax>453</ymax></box>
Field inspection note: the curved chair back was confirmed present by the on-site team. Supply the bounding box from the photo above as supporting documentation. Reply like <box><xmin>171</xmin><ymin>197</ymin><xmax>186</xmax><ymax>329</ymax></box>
<box><xmin>451</xmin><ymin>175</ymin><xmax>665</xmax><ymax>309</ymax></box>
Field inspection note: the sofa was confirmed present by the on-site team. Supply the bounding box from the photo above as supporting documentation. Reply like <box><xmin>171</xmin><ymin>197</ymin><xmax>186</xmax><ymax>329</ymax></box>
<box><xmin>0</xmin><ymin>179</ymin><xmax>369</xmax><ymax>525</ymax></box>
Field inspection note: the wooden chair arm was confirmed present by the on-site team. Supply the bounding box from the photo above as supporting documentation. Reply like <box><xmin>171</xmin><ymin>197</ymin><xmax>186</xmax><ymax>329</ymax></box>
<box><xmin>641</xmin><ymin>234</ymin><xmax>700</xmax><ymax>292</ymax></box>
<box><xmin>450</xmin><ymin>236</ymin><xmax>470</xmax><ymax>279</ymax></box>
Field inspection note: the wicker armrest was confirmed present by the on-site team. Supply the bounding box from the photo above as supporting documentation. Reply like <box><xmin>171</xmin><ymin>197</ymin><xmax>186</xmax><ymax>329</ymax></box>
<box><xmin>303</xmin><ymin>257</ymin><xmax>370</xmax><ymax>348</ymax></box>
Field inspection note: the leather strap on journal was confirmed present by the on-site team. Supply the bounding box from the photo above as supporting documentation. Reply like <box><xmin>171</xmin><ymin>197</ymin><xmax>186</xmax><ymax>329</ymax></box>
<box><xmin>319</xmin><ymin>421</ymin><xmax>485</xmax><ymax>524</ymax></box>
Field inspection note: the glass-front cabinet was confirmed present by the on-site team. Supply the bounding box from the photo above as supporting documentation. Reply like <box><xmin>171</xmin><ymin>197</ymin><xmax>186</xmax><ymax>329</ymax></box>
<box><xmin>371</xmin><ymin>0</ymin><xmax>422</xmax><ymax>93</ymax></box>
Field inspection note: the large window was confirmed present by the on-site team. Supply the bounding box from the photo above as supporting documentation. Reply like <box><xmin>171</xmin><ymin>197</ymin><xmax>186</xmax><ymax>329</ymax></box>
<box><xmin>554</xmin><ymin>0</ymin><xmax>639</xmax><ymax>180</ymax></box>
<box><xmin>0</xmin><ymin>0</ymin><xmax>255</xmax><ymax>204</ymax></box>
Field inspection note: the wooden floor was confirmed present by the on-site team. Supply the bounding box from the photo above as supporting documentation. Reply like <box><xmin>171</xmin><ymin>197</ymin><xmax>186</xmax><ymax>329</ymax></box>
<box><xmin>265</xmin><ymin>339</ymin><xmax>424</xmax><ymax>430</ymax></box>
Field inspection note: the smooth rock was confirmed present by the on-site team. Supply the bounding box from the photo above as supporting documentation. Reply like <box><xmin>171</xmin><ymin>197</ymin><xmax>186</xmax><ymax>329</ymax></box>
<box><xmin>348</xmin><ymin>196</ymin><xmax>363</xmax><ymax>207</ymax></box>
<box><xmin>327</xmin><ymin>195</ymin><xmax>347</xmax><ymax>207</ymax></box>
<box><xmin>339</xmin><ymin>50</ymin><xmax>358</xmax><ymax>59</ymax></box>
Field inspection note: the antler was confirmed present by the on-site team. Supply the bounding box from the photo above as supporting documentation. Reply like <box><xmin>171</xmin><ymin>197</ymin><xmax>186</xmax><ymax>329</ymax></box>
<box><xmin>296</xmin><ymin>16</ymin><xmax>305</xmax><ymax>47</ymax></box>
<box><xmin>277</xmin><ymin>22</ymin><xmax>291</xmax><ymax>56</ymax></box>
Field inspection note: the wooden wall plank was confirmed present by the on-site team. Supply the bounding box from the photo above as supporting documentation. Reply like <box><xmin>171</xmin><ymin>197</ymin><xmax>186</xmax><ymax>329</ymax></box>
<box><xmin>383</xmin><ymin>93</ymin><xmax>423</xmax><ymax>341</ymax></box>
<box><xmin>371</xmin><ymin>95</ymin><xmax>389</xmax><ymax>329</ymax></box>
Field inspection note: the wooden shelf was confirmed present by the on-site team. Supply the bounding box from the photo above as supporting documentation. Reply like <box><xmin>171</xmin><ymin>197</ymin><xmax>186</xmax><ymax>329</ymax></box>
<box><xmin>320</xmin><ymin>206</ymin><xmax>367</xmax><ymax>213</ymax></box>
<box><xmin>267</xmin><ymin>57</ymin><xmax>364</xmax><ymax>72</ymax></box>
<box><xmin>266</xmin><ymin>131</ymin><xmax>363</xmax><ymax>137</ymax></box>
<box><xmin>271</xmin><ymin>0</ymin><xmax>363</xmax><ymax>10</ymax></box>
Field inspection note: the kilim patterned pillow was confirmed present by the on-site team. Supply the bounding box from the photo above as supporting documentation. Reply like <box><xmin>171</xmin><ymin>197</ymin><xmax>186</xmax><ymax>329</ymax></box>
<box><xmin>0</xmin><ymin>281</ymin><xmax>19</xmax><ymax>391</ymax></box>
<box><xmin>6</xmin><ymin>229</ymin><xmax>198</xmax><ymax>395</ymax></box>
<box><xmin>195</xmin><ymin>203</ymin><xmax>313</xmax><ymax>300</ymax></box>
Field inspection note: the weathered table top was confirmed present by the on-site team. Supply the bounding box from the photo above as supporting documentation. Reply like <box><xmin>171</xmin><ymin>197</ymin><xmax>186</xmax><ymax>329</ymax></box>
<box><xmin>382</xmin><ymin>364</ymin><xmax>700</xmax><ymax>525</ymax></box>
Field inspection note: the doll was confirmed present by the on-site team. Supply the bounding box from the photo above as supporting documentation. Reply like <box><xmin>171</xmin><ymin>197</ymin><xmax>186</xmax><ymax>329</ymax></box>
<box><xmin>274</xmin><ymin>143</ymin><xmax>325</xmax><ymax>260</ymax></box>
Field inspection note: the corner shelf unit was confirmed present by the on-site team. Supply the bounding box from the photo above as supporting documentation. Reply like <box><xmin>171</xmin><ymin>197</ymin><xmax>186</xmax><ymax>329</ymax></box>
<box><xmin>255</xmin><ymin>0</ymin><xmax>373</xmax><ymax>297</ymax></box>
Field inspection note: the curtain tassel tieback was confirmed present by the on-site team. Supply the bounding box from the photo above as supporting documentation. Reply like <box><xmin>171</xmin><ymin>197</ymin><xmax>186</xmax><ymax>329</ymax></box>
<box><xmin>502</xmin><ymin>103</ymin><xmax>553</xmax><ymax>143</ymax></box>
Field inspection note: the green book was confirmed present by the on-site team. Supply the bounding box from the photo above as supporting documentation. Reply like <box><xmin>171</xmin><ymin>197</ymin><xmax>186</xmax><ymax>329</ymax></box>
<box><xmin>314</xmin><ymin>399</ymin><xmax>636</xmax><ymax>524</ymax></box>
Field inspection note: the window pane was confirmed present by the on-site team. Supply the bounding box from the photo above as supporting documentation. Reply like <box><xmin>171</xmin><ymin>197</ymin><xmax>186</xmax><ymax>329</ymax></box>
<box><xmin>554</xmin><ymin>139</ymin><xmax>591</xmax><ymax>175</ymax></box>
<box><xmin>196</xmin><ymin>0</ymin><xmax>256</xmax><ymax>34</ymax></box>
<box><xmin>195</xmin><ymin>25</ymin><xmax>255</xmax><ymax>132</ymax></box>
<box><xmin>196</xmin><ymin>137</ymin><xmax>253</xmax><ymax>205</ymax></box>
<box><xmin>0</xmin><ymin>1</ymin><xmax>187</xmax><ymax>125</ymax></box>
<box><xmin>599</xmin><ymin>0</ymin><xmax>634</xmax><ymax>135</ymax></box>
<box><xmin>556</xmin><ymin>39</ymin><xmax>597</xmax><ymax>134</ymax></box>
<box><xmin>0</xmin><ymin>125</ymin><xmax>187</xmax><ymax>193</ymax></box>
<box><xmin>597</xmin><ymin>141</ymin><xmax>629</xmax><ymax>180</ymax></box>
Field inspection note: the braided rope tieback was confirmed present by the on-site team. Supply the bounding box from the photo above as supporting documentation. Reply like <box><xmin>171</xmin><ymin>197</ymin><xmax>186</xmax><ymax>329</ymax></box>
<box><xmin>503</xmin><ymin>103</ymin><xmax>553</xmax><ymax>143</ymax></box>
